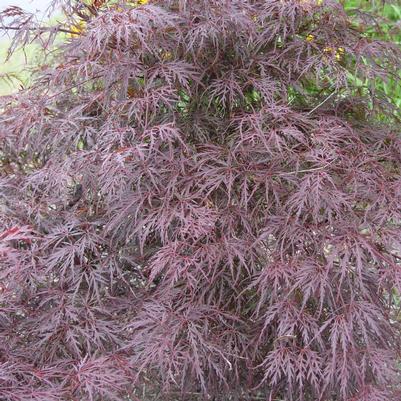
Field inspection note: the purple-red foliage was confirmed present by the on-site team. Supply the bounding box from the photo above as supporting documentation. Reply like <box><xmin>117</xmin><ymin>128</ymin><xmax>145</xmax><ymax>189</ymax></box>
<box><xmin>1</xmin><ymin>1</ymin><xmax>401</xmax><ymax>400</ymax></box>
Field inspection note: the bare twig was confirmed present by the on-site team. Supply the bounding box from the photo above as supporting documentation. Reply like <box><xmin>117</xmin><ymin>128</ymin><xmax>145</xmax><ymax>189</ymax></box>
<box><xmin>308</xmin><ymin>90</ymin><xmax>337</xmax><ymax>115</ymax></box>
<box><xmin>1</xmin><ymin>25</ymin><xmax>76</xmax><ymax>35</ymax></box>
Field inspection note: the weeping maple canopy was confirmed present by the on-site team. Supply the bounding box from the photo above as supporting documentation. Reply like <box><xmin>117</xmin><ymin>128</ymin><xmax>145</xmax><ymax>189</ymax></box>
<box><xmin>0</xmin><ymin>1</ymin><xmax>401</xmax><ymax>400</ymax></box>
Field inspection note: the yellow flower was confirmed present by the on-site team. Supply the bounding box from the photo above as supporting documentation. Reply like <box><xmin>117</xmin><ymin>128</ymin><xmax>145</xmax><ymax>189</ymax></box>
<box><xmin>298</xmin><ymin>0</ymin><xmax>323</xmax><ymax>5</ymax></box>
<box><xmin>323</xmin><ymin>46</ymin><xmax>345</xmax><ymax>61</ymax></box>
<box><xmin>108</xmin><ymin>0</ymin><xmax>149</xmax><ymax>9</ymax></box>
<box><xmin>128</xmin><ymin>0</ymin><xmax>148</xmax><ymax>5</ymax></box>
<box><xmin>68</xmin><ymin>0</ymin><xmax>150</xmax><ymax>37</ymax></box>
<box><xmin>119</xmin><ymin>0</ymin><xmax>148</xmax><ymax>7</ymax></box>
<box><xmin>335</xmin><ymin>47</ymin><xmax>345</xmax><ymax>61</ymax></box>
<box><xmin>162</xmin><ymin>51</ymin><xmax>173</xmax><ymax>61</ymax></box>
<box><xmin>306</xmin><ymin>34</ymin><xmax>315</xmax><ymax>42</ymax></box>
<box><xmin>69</xmin><ymin>20</ymin><xmax>86</xmax><ymax>37</ymax></box>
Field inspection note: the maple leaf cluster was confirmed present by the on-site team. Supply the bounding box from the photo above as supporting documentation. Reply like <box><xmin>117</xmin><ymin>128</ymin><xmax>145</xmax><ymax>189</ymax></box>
<box><xmin>0</xmin><ymin>1</ymin><xmax>400</xmax><ymax>400</ymax></box>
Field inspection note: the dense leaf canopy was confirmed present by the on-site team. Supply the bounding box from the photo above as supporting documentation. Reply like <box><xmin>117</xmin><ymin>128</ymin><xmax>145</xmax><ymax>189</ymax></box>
<box><xmin>0</xmin><ymin>1</ymin><xmax>401</xmax><ymax>400</ymax></box>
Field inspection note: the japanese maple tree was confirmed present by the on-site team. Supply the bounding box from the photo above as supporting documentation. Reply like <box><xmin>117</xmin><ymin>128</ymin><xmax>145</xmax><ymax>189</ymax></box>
<box><xmin>0</xmin><ymin>0</ymin><xmax>401</xmax><ymax>400</ymax></box>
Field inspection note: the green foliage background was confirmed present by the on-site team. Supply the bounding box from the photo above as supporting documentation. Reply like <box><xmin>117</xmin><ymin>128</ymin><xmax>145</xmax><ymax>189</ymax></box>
<box><xmin>345</xmin><ymin>0</ymin><xmax>401</xmax><ymax>115</ymax></box>
<box><xmin>0</xmin><ymin>41</ymin><xmax>39</xmax><ymax>95</ymax></box>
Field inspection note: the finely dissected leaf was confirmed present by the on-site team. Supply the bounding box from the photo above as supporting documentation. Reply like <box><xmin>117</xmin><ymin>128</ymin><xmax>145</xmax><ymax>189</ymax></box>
<box><xmin>0</xmin><ymin>1</ymin><xmax>400</xmax><ymax>400</ymax></box>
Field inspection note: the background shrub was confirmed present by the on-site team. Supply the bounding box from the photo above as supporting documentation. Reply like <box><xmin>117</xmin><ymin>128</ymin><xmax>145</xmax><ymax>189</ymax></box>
<box><xmin>0</xmin><ymin>1</ymin><xmax>401</xmax><ymax>400</ymax></box>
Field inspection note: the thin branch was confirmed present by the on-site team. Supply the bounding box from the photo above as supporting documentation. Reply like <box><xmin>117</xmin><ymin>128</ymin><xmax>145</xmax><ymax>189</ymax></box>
<box><xmin>308</xmin><ymin>90</ymin><xmax>337</xmax><ymax>115</ymax></box>
<box><xmin>277</xmin><ymin>160</ymin><xmax>335</xmax><ymax>177</ymax></box>
<box><xmin>45</xmin><ymin>74</ymin><xmax>104</xmax><ymax>101</ymax></box>
<box><xmin>1</xmin><ymin>25</ymin><xmax>76</xmax><ymax>35</ymax></box>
